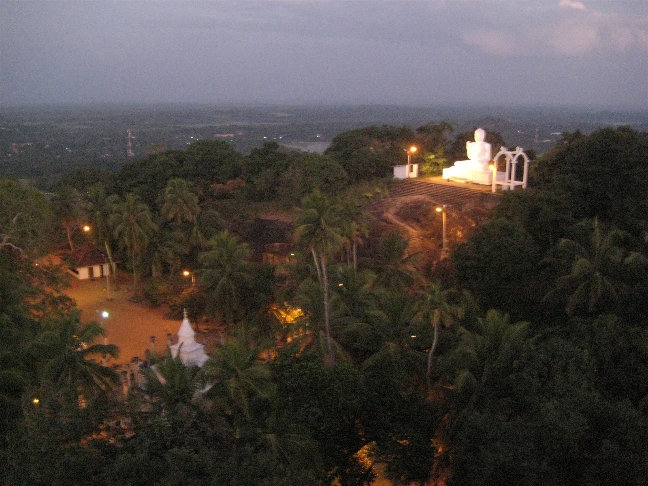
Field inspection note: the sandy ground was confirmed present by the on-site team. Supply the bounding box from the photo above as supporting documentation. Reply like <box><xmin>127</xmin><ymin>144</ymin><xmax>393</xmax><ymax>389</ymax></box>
<box><xmin>64</xmin><ymin>277</ymin><xmax>213</xmax><ymax>365</ymax></box>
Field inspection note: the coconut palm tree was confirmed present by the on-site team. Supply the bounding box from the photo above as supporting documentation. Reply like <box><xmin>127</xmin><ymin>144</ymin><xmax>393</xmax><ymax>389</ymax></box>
<box><xmin>543</xmin><ymin>218</ymin><xmax>633</xmax><ymax>316</ymax></box>
<box><xmin>83</xmin><ymin>183</ymin><xmax>119</xmax><ymax>247</ymax></box>
<box><xmin>199</xmin><ymin>230</ymin><xmax>253</xmax><ymax>324</ymax></box>
<box><xmin>51</xmin><ymin>185</ymin><xmax>84</xmax><ymax>251</ymax></box>
<box><xmin>110</xmin><ymin>193</ymin><xmax>158</xmax><ymax>290</ymax></box>
<box><xmin>370</xmin><ymin>232</ymin><xmax>421</xmax><ymax>293</ymax></box>
<box><xmin>339</xmin><ymin>195</ymin><xmax>370</xmax><ymax>272</ymax></box>
<box><xmin>202</xmin><ymin>327</ymin><xmax>276</xmax><ymax>424</ymax></box>
<box><xmin>413</xmin><ymin>281</ymin><xmax>460</xmax><ymax>389</ymax></box>
<box><xmin>34</xmin><ymin>310</ymin><xmax>119</xmax><ymax>397</ymax></box>
<box><xmin>293</xmin><ymin>190</ymin><xmax>343</xmax><ymax>366</ymax></box>
<box><xmin>330</xmin><ymin>265</ymin><xmax>390</xmax><ymax>363</ymax></box>
<box><xmin>160</xmin><ymin>177</ymin><xmax>200</xmax><ymax>226</ymax></box>
<box><xmin>448</xmin><ymin>309</ymin><xmax>530</xmax><ymax>410</ymax></box>
<box><xmin>143</xmin><ymin>353</ymin><xmax>207</xmax><ymax>408</ymax></box>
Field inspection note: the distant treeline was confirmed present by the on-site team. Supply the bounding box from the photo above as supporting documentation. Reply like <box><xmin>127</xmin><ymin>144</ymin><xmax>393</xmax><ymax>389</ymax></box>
<box><xmin>2</xmin><ymin>104</ymin><xmax>647</xmax><ymax>186</ymax></box>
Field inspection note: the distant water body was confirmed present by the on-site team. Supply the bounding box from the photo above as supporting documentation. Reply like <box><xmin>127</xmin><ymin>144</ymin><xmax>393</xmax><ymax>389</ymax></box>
<box><xmin>281</xmin><ymin>141</ymin><xmax>331</xmax><ymax>154</ymax></box>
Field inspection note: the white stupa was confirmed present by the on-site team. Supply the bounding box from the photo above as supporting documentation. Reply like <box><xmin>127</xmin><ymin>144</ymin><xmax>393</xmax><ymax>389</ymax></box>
<box><xmin>169</xmin><ymin>309</ymin><xmax>209</xmax><ymax>367</ymax></box>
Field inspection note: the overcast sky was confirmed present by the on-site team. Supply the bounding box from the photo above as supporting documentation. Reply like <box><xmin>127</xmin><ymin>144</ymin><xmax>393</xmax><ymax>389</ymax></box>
<box><xmin>1</xmin><ymin>0</ymin><xmax>647</xmax><ymax>108</ymax></box>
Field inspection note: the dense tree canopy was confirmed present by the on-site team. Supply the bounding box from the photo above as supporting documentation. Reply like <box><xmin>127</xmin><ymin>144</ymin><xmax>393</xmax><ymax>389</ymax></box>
<box><xmin>325</xmin><ymin>125</ymin><xmax>416</xmax><ymax>182</ymax></box>
<box><xmin>533</xmin><ymin>127</ymin><xmax>648</xmax><ymax>234</ymax></box>
<box><xmin>1</xmin><ymin>121</ymin><xmax>648</xmax><ymax>486</ymax></box>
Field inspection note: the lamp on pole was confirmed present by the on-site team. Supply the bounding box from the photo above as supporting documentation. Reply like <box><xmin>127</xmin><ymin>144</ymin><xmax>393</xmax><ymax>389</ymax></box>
<box><xmin>435</xmin><ymin>204</ymin><xmax>447</xmax><ymax>257</ymax></box>
<box><xmin>97</xmin><ymin>310</ymin><xmax>109</xmax><ymax>364</ymax></box>
<box><xmin>405</xmin><ymin>145</ymin><xmax>417</xmax><ymax>166</ymax></box>
<box><xmin>182</xmin><ymin>269</ymin><xmax>195</xmax><ymax>286</ymax></box>
<box><xmin>82</xmin><ymin>224</ymin><xmax>115</xmax><ymax>298</ymax></box>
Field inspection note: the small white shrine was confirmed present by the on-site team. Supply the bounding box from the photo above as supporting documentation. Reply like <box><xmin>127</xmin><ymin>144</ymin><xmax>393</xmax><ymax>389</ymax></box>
<box><xmin>393</xmin><ymin>162</ymin><xmax>419</xmax><ymax>179</ymax></box>
<box><xmin>393</xmin><ymin>146</ymin><xmax>419</xmax><ymax>179</ymax></box>
<box><xmin>169</xmin><ymin>309</ymin><xmax>209</xmax><ymax>367</ymax></box>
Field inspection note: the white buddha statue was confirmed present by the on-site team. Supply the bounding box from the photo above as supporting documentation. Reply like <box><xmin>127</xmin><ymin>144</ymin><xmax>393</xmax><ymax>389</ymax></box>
<box><xmin>442</xmin><ymin>128</ymin><xmax>492</xmax><ymax>183</ymax></box>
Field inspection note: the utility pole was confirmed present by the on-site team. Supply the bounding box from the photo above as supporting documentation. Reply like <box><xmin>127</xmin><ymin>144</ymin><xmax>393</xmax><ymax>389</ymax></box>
<box><xmin>127</xmin><ymin>130</ymin><xmax>135</xmax><ymax>157</ymax></box>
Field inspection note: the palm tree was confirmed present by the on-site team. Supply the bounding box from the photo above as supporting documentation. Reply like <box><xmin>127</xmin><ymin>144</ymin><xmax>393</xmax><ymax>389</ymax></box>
<box><xmin>543</xmin><ymin>218</ymin><xmax>631</xmax><ymax>316</ymax></box>
<box><xmin>51</xmin><ymin>185</ymin><xmax>84</xmax><ymax>251</ymax></box>
<box><xmin>370</xmin><ymin>232</ymin><xmax>421</xmax><ymax>292</ymax></box>
<box><xmin>199</xmin><ymin>230</ymin><xmax>253</xmax><ymax>324</ymax></box>
<box><xmin>147</xmin><ymin>229</ymin><xmax>189</xmax><ymax>277</ymax></box>
<box><xmin>339</xmin><ymin>196</ymin><xmax>369</xmax><ymax>272</ymax></box>
<box><xmin>83</xmin><ymin>183</ymin><xmax>119</xmax><ymax>247</ymax></box>
<box><xmin>331</xmin><ymin>265</ymin><xmax>389</xmax><ymax>363</ymax></box>
<box><xmin>294</xmin><ymin>190</ymin><xmax>343</xmax><ymax>366</ymax></box>
<box><xmin>202</xmin><ymin>327</ymin><xmax>276</xmax><ymax>424</ymax></box>
<box><xmin>34</xmin><ymin>310</ymin><xmax>119</xmax><ymax>397</ymax></box>
<box><xmin>160</xmin><ymin>178</ymin><xmax>200</xmax><ymax>225</ymax></box>
<box><xmin>110</xmin><ymin>193</ymin><xmax>158</xmax><ymax>290</ymax></box>
<box><xmin>143</xmin><ymin>354</ymin><xmax>207</xmax><ymax>408</ymax></box>
<box><xmin>448</xmin><ymin>309</ymin><xmax>529</xmax><ymax>410</ymax></box>
<box><xmin>413</xmin><ymin>281</ymin><xmax>460</xmax><ymax>389</ymax></box>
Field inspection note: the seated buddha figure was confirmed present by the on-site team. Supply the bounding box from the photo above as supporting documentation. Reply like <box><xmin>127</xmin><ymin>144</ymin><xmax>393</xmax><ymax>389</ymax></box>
<box><xmin>443</xmin><ymin>128</ymin><xmax>492</xmax><ymax>181</ymax></box>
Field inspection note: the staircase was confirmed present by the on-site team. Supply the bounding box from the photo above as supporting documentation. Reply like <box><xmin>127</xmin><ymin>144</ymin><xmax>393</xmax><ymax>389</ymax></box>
<box><xmin>367</xmin><ymin>177</ymin><xmax>500</xmax><ymax>258</ymax></box>
<box><xmin>370</xmin><ymin>177</ymin><xmax>499</xmax><ymax>212</ymax></box>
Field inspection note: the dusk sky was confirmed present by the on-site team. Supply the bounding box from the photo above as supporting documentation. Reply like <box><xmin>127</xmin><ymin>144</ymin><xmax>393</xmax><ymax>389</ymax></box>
<box><xmin>2</xmin><ymin>0</ymin><xmax>647</xmax><ymax>108</ymax></box>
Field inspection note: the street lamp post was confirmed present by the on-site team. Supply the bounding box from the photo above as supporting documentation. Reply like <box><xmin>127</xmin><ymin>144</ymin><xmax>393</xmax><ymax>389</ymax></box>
<box><xmin>182</xmin><ymin>270</ymin><xmax>195</xmax><ymax>286</ymax></box>
<box><xmin>82</xmin><ymin>224</ymin><xmax>115</xmax><ymax>298</ymax></box>
<box><xmin>435</xmin><ymin>204</ymin><xmax>447</xmax><ymax>257</ymax></box>
<box><xmin>405</xmin><ymin>145</ymin><xmax>417</xmax><ymax>173</ymax></box>
<box><xmin>97</xmin><ymin>310</ymin><xmax>109</xmax><ymax>365</ymax></box>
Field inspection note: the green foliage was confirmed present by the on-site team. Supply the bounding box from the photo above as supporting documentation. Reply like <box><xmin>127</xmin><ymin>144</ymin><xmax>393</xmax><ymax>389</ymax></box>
<box><xmin>360</xmin><ymin>343</ymin><xmax>437</xmax><ymax>485</ymax></box>
<box><xmin>493</xmin><ymin>188</ymin><xmax>576</xmax><ymax>250</ymax></box>
<box><xmin>416</xmin><ymin>121</ymin><xmax>453</xmax><ymax>176</ymax></box>
<box><xmin>1</xmin><ymin>117</ymin><xmax>648</xmax><ymax>486</ymax></box>
<box><xmin>533</xmin><ymin>127</ymin><xmax>648</xmax><ymax>234</ymax></box>
<box><xmin>542</xmin><ymin>218</ymin><xmax>635</xmax><ymax>316</ymax></box>
<box><xmin>276</xmin><ymin>152</ymin><xmax>349</xmax><ymax>203</ymax></box>
<box><xmin>32</xmin><ymin>310</ymin><xmax>119</xmax><ymax>397</ymax></box>
<box><xmin>51</xmin><ymin>184</ymin><xmax>85</xmax><ymax>251</ymax></box>
<box><xmin>273</xmin><ymin>351</ymin><xmax>368</xmax><ymax>485</ymax></box>
<box><xmin>116</xmin><ymin>140</ymin><xmax>243</xmax><ymax>206</ymax></box>
<box><xmin>4</xmin><ymin>385</ymin><xmax>119</xmax><ymax>486</ymax></box>
<box><xmin>110</xmin><ymin>193</ymin><xmax>158</xmax><ymax>289</ymax></box>
<box><xmin>326</xmin><ymin>125</ymin><xmax>416</xmax><ymax>182</ymax></box>
<box><xmin>199</xmin><ymin>230</ymin><xmax>255</xmax><ymax>324</ymax></box>
<box><xmin>160</xmin><ymin>178</ymin><xmax>200</xmax><ymax>225</ymax></box>
<box><xmin>0</xmin><ymin>178</ymin><xmax>55</xmax><ymax>255</ymax></box>
<box><xmin>294</xmin><ymin>190</ymin><xmax>345</xmax><ymax>365</ymax></box>
<box><xmin>330</xmin><ymin>265</ymin><xmax>390</xmax><ymax>364</ymax></box>
<box><xmin>452</xmin><ymin>217</ymin><xmax>542</xmax><ymax>320</ymax></box>
<box><xmin>143</xmin><ymin>354</ymin><xmax>208</xmax><ymax>409</ymax></box>
<box><xmin>53</xmin><ymin>166</ymin><xmax>116</xmax><ymax>194</ymax></box>
<box><xmin>242</xmin><ymin>141</ymin><xmax>292</xmax><ymax>200</ymax></box>
<box><xmin>368</xmin><ymin>232</ymin><xmax>421</xmax><ymax>292</ymax></box>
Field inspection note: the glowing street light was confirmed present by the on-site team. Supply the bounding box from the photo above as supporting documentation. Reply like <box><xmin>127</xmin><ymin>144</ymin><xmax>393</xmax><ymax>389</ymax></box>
<box><xmin>435</xmin><ymin>204</ymin><xmax>447</xmax><ymax>257</ymax></box>
<box><xmin>96</xmin><ymin>310</ymin><xmax>110</xmax><ymax>364</ymax></box>
<box><xmin>182</xmin><ymin>270</ymin><xmax>196</xmax><ymax>285</ymax></box>
<box><xmin>405</xmin><ymin>145</ymin><xmax>417</xmax><ymax>166</ymax></box>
